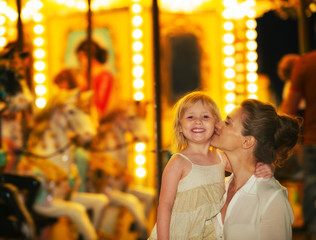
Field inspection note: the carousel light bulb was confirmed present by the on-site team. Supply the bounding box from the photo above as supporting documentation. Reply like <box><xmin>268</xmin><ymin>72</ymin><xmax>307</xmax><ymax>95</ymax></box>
<box><xmin>246</xmin><ymin>51</ymin><xmax>257</xmax><ymax>61</ymax></box>
<box><xmin>133</xmin><ymin>54</ymin><xmax>143</xmax><ymax>64</ymax></box>
<box><xmin>135</xmin><ymin>142</ymin><xmax>146</xmax><ymax>152</ymax></box>
<box><xmin>36</xmin><ymin>97</ymin><xmax>46</xmax><ymax>108</ymax></box>
<box><xmin>224</xmin><ymin>81</ymin><xmax>236</xmax><ymax>91</ymax></box>
<box><xmin>34</xmin><ymin>61</ymin><xmax>45</xmax><ymax>71</ymax></box>
<box><xmin>223</xmin><ymin>33</ymin><xmax>235</xmax><ymax>44</ymax></box>
<box><xmin>246</xmin><ymin>62</ymin><xmax>258</xmax><ymax>72</ymax></box>
<box><xmin>248</xmin><ymin>94</ymin><xmax>258</xmax><ymax>99</ymax></box>
<box><xmin>134</xmin><ymin>91</ymin><xmax>144</xmax><ymax>101</ymax></box>
<box><xmin>223</xmin><ymin>21</ymin><xmax>234</xmax><ymax>31</ymax></box>
<box><xmin>246</xmin><ymin>41</ymin><xmax>257</xmax><ymax>51</ymax></box>
<box><xmin>223</xmin><ymin>57</ymin><xmax>235</xmax><ymax>67</ymax></box>
<box><xmin>247</xmin><ymin>83</ymin><xmax>258</xmax><ymax>93</ymax></box>
<box><xmin>132</xmin><ymin>66</ymin><xmax>144</xmax><ymax>78</ymax></box>
<box><xmin>246</xmin><ymin>72</ymin><xmax>258</xmax><ymax>82</ymax></box>
<box><xmin>132</xmin><ymin>41</ymin><xmax>143</xmax><ymax>52</ymax></box>
<box><xmin>0</xmin><ymin>16</ymin><xmax>6</xmax><ymax>25</ymax></box>
<box><xmin>133</xmin><ymin>78</ymin><xmax>144</xmax><ymax>89</ymax></box>
<box><xmin>132</xmin><ymin>4</ymin><xmax>142</xmax><ymax>13</ymax></box>
<box><xmin>34</xmin><ymin>37</ymin><xmax>44</xmax><ymax>46</ymax></box>
<box><xmin>76</xmin><ymin>0</ymin><xmax>87</xmax><ymax>10</ymax></box>
<box><xmin>224</xmin><ymin>68</ymin><xmax>235</xmax><ymax>79</ymax></box>
<box><xmin>225</xmin><ymin>103</ymin><xmax>236</xmax><ymax>114</ymax></box>
<box><xmin>223</xmin><ymin>45</ymin><xmax>235</xmax><ymax>55</ymax></box>
<box><xmin>225</xmin><ymin>92</ymin><xmax>236</xmax><ymax>102</ymax></box>
<box><xmin>34</xmin><ymin>24</ymin><xmax>44</xmax><ymax>34</ymax></box>
<box><xmin>0</xmin><ymin>37</ymin><xmax>6</xmax><ymax>47</ymax></box>
<box><xmin>132</xmin><ymin>16</ymin><xmax>143</xmax><ymax>27</ymax></box>
<box><xmin>135</xmin><ymin>167</ymin><xmax>146</xmax><ymax>178</ymax></box>
<box><xmin>33</xmin><ymin>13</ymin><xmax>43</xmax><ymax>22</ymax></box>
<box><xmin>132</xmin><ymin>29</ymin><xmax>143</xmax><ymax>39</ymax></box>
<box><xmin>34</xmin><ymin>49</ymin><xmax>45</xmax><ymax>59</ymax></box>
<box><xmin>246</xmin><ymin>30</ymin><xmax>257</xmax><ymax>40</ymax></box>
<box><xmin>246</xmin><ymin>19</ymin><xmax>257</xmax><ymax>29</ymax></box>
<box><xmin>34</xmin><ymin>73</ymin><xmax>46</xmax><ymax>83</ymax></box>
<box><xmin>135</xmin><ymin>154</ymin><xmax>146</xmax><ymax>165</ymax></box>
<box><xmin>35</xmin><ymin>85</ymin><xmax>47</xmax><ymax>96</ymax></box>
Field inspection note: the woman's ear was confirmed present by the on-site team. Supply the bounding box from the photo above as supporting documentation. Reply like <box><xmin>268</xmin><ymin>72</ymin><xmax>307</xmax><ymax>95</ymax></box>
<box><xmin>242</xmin><ymin>136</ymin><xmax>256</xmax><ymax>149</ymax></box>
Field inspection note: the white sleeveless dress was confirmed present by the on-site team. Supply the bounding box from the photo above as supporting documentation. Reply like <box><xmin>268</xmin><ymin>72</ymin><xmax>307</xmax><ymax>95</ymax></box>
<box><xmin>149</xmin><ymin>152</ymin><xmax>226</xmax><ymax>240</ymax></box>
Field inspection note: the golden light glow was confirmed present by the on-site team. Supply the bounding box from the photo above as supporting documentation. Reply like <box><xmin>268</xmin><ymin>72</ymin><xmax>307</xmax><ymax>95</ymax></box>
<box><xmin>224</xmin><ymin>68</ymin><xmax>235</xmax><ymax>79</ymax></box>
<box><xmin>225</xmin><ymin>92</ymin><xmax>236</xmax><ymax>102</ymax></box>
<box><xmin>134</xmin><ymin>91</ymin><xmax>144</xmax><ymax>101</ymax></box>
<box><xmin>133</xmin><ymin>78</ymin><xmax>144</xmax><ymax>89</ymax></box>
<box><xmin>225</xmin><ymin>103</ymin><xmax>236</xmax><ymax>114</ymax></box>
<box><xmin>224</xmin><ymin>81</ymin><xmax>236</xmax><ymax>91</ymax></box>
<box><xmin>135</xmin><ymin>142</ymin><xmax>146</xmax><ymax>152</ymax></box>
<box><xmin>135</xmin><ymin>154</ymin><xmax>146</xmax><ymax>165</ymax></box>
<box><xmin>35</xmin><ymin>97</ymin><xmax>46</xmax><ymax>108</ymax></box>
<box><xmin>35</xmin><ymin>85</ymin><xmax>47</xmax><ymax>95</ymax></box>
<box><xmin>247</xmin><ymin>83</ymin><xmax>258</xmax><ymax>93</ymax></box>
<box><xmin>135</xmin><ymin>167</ymin><xmax>146</xmax><ymax>178</ymax></box>
<box><xmin>34</xmin><ymin>73</ymin><xmax>46</xmax><ymax>83</ymax></box>
<box><xmin>246</xmin><ymin>72</ymin><xmax>258</xmax><ymax>82</ymax></box>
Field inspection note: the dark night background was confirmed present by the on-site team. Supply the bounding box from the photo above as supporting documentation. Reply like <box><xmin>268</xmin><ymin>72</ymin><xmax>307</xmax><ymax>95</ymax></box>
<box><xmin>256</xmin><ymin>10</ymin><xmax>316</xmax><ymax>106</ymax></box>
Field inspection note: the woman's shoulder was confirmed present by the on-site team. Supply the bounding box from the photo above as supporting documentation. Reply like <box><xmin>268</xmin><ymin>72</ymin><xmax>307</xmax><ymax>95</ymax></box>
<box><xmin>256</xmin><ymin>178</ymin><xmax>289</xmax><ymax>201</ymax></box>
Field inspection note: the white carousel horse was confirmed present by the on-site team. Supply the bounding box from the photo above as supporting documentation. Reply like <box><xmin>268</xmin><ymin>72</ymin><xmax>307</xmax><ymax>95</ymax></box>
<box><xmin>88</xmin><ymin>103</ymin><xmax>155</xmax><ymax>239</ymax></box>
<box><xmin>18</xmin><ymin>89</ymin><xmax>108</xmax><ymax>240</ymax></box>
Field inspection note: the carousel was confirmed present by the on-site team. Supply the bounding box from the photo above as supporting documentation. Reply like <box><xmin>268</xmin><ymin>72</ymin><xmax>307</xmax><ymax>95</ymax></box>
<box><xmin>0</xmin><ymin>0</ymin><xmax>314</xmax><ymax>239</ymax></box>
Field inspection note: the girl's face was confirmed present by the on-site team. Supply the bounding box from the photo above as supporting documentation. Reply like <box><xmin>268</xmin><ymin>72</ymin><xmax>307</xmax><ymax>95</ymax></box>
<box><xmin>180</xmin><ymin>101</ymin><xmax>216</xmax><ymax>144</ymax></box>
<box><xmin>211</xmin><ymin>106</ymin><xmax>245</xmax><ymax>151</ymax></box>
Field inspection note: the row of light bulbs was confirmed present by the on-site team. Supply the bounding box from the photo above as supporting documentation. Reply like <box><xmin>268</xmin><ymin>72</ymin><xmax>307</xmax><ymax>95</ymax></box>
<box><xmin>130</xmin><ymin>0</ymin><xmax>147</xmax><ymax>179</ymax></box>
<box><xmin>222</xmin><ymin>0</ymin><xmax>258</xmax><ymax>114</ymax></box>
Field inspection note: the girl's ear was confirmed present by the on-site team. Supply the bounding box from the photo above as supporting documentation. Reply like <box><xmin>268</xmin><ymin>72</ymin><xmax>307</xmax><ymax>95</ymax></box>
<box><xmin>242</xmin><ymin>136</ymin><xmax>256</xmax><ymax>149</ymax></box>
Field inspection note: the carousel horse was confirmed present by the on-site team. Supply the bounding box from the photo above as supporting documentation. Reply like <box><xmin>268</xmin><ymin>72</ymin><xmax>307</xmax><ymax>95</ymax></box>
<box><xmin>88</xmin><ymin>103</ymin><xmax>155</xmax><ymax>239</ymax></box>
<box><xmin>17</xmin><ymin>89</ymin><xmax>109</xmax><ymax>240</ymax></box>
<box><xmin>0</xmin><ymin>65</ymin><xmax>37</xmax><ymax>239</ymax></box>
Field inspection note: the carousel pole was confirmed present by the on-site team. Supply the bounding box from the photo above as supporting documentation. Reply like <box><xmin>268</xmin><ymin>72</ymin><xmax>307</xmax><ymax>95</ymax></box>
<box><xmin>16</xmin><ymin>0</ymin><xmax>24</xmax><ymax>51</ymax></box>
<box><xmin>152</xmin><ymin>0</ymin><xmax>163</xmax><ymax>200</ymax></box>
<box><xmin>87</xmin><ymin>0</ymin><xmax>92</xmax><ymax>89</ymax></box>
<box><xmin>297</xmin><ymin>0</ymin><xmax>310</xmax><ymax>54</ymax></box>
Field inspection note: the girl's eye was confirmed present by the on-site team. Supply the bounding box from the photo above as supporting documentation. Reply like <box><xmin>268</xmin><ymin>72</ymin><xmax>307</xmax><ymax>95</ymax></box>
<box><xmin>187</xmin><ymin>116</ymin><xmax>193</xmax><ymax>119</ymax></box>
<box><xmin>224</xmin><ymin>121</ymin><xmax>229</xmax><ymax>125</ymax></box>
<box><xmin>203</xmin><ymin>115</ymin><xmax>210</xmax><ymax>119</ymax></box>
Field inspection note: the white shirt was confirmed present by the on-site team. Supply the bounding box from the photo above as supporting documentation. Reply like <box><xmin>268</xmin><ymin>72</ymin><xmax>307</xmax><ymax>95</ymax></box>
<box><xmin>213</xmin><ymin>174</ymin><xmax>294</xmax><ymax>240</ymax></box>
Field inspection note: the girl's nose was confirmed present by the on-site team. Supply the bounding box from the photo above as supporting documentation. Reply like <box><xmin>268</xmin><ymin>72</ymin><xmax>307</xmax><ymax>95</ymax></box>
<box><xmin>194</xmin><ymin>118</ymin><xmax>202</xmax><ymax>124</ymax></box>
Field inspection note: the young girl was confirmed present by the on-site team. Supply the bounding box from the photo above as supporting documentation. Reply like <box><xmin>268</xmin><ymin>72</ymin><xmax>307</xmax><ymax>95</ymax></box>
<box><xmin>148</xmin><ymin>91</ymin><xmax>271</xmax><ymax>240</ymax></box>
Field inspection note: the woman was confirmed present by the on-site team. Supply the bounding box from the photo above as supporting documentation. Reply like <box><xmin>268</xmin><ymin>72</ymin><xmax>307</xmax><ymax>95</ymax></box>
<box><xmin>211</xmin><ymin>99</ymin><xmax>300</xmax><ymax>240</ymax></box>
<box><xmin>76</xmin><ymin>39</ymin><xmax>114</xmax><ymax>119</ymax></box>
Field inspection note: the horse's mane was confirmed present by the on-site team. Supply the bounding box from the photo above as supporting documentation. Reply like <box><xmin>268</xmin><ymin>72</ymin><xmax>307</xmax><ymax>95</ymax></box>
<box><xmin>28</xmin><ymin>91</ymin><xmax>73</xmax><ymax>148</ymax></box>
<box><xmin>99</xmin><ymin>107</ymin><xmax>126</xmax><ymax>125</ymax></box>
<box><xmin>33</xmin><ymin>90</ymin><xmax>73</xmax><ymax>123</ymax></box>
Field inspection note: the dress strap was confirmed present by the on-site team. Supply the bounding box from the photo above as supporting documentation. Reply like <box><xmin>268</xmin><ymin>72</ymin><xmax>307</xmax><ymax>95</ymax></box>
<box><xmin>173</xmin><ymin>153</ymin><xmax>192</xmax><ymax>164</ymax></box>
<box><xmin>217</xmin><ymin>151</ymin><xmax>225</xmax><ymax>166</ymax></box>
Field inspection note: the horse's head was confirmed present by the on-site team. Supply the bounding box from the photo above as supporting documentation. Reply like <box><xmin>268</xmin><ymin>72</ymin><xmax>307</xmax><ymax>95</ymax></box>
<box><xmin>101</xmin><ymin>102</ymin><xmax>149</xmax><ymax>143</ymax></box>
<box><xmin>61</xmin><ymin>89</ymin><xmax>97</xmax><ymax>144</ymax></box>
<box><xmin>37</xmin><ymin>89</ymin><xmax>96</xmax><ymax>145</ymax></box>
<box><xmin>0</xmin><ymin>65</ymin><xmax>33</xmax><ymax>114</ymax></box>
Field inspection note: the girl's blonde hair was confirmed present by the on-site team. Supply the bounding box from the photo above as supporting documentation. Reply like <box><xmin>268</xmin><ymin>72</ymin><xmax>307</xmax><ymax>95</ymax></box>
<box><xmin>172</xmin><ymin>91</ymin><xmax>221</xmax><ymax>152</ymax></box>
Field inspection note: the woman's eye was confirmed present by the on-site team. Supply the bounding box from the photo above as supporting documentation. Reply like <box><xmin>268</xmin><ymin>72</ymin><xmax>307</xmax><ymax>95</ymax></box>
<box><xmin>224</xmin><ymin>121</ymin><xmax>229</xmax><ymax>125</ymax></box>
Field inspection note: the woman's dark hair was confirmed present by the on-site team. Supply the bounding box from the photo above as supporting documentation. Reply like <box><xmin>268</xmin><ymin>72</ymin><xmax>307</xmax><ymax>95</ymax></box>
<box><xmin>76</xmin><ymin>39</ymin><xmax>108</xmax><ymax>64</ymax></box>
<box><xmin>240</xmin><ymin>99</ymin><xmax>301</xmax><ymax>166</ymax></box>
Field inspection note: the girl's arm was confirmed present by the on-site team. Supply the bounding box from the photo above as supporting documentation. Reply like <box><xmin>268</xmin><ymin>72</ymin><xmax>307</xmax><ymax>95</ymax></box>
<box><xmin>156</xmin><ymin>155</ymin><xmax>184</xmax><ymax>240</ymax></box>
